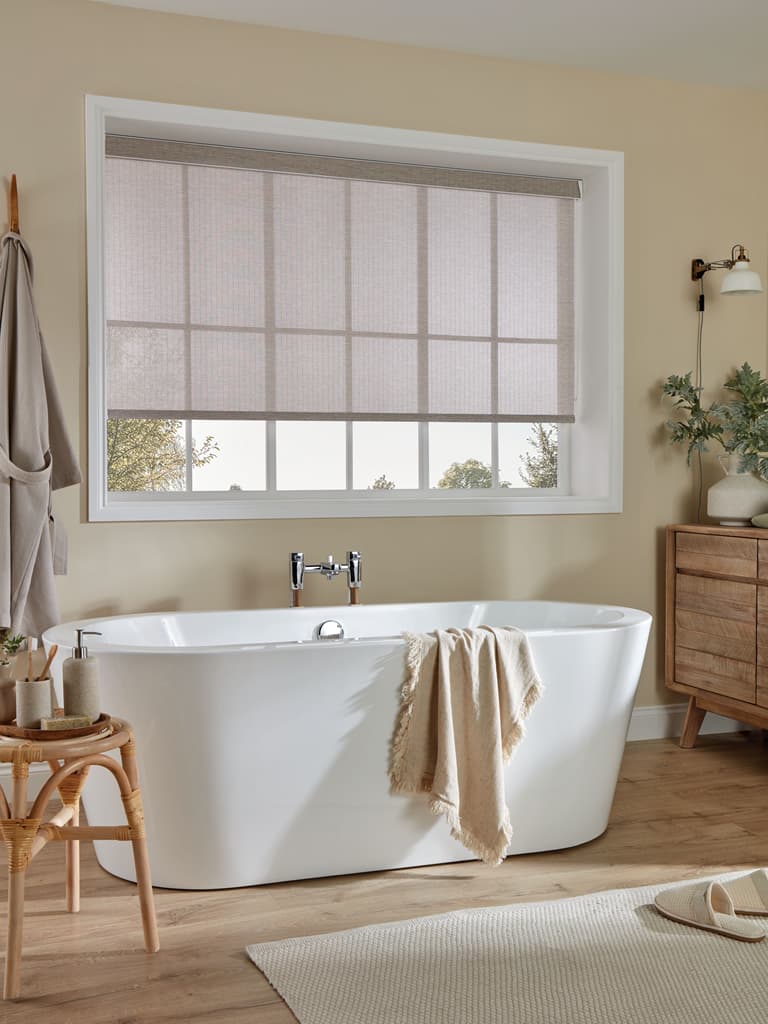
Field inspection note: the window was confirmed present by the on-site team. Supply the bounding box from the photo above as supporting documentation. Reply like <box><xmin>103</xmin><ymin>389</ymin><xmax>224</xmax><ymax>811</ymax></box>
<box><xmin>87</xmin><ymin>97</ymin><xmax>623</xmax><ymax>520</ymax></box>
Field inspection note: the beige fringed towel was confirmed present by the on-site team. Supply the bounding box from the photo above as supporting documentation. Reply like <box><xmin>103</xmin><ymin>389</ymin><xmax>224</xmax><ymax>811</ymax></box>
<box><xmin>390</xmin><ymin>626</ymin><xmax>543</xmax><ymax>866</ymax></box>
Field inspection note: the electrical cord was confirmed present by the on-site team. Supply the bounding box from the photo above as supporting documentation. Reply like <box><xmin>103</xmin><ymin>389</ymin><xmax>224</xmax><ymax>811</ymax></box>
<box><xmin>695</xmin><ymin>280</ymin><xmax>705</xmax><ymax>522</ymax></box>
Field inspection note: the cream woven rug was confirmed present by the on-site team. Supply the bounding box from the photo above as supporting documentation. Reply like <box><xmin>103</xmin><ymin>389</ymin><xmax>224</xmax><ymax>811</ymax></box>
<box><xmin>247</xmin><ymin>876</ymin><xmax>768</xmax><ymax>1024</ymax></box>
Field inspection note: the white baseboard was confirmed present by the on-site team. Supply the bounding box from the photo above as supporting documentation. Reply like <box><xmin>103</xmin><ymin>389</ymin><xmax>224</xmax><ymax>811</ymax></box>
<box><xmin>627</xmin><ymin>703</ymin><xmax>752</xmax><ymax>742</ymax></box>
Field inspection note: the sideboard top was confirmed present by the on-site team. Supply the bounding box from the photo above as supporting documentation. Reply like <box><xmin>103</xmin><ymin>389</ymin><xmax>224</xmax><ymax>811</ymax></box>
<box><xmin>668</xmin><ymin>523</ymin><xmax>768</xmax><ymax>539</ymax></box>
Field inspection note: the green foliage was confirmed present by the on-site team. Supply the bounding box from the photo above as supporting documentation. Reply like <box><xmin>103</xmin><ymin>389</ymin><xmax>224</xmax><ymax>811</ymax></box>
<box><xmin>437</xmin><ymin>458</ymin><xmax>510</xmax><ymax>489</ymax></box>
<box><xmin>718</xmin><ymin>364</ymin><xmax>768</xmax><ymax>478</ymax></box>
<box><xmin>1</xmin><ymin>633</ymin><xmax>25</xmax><ymax>658</ymax></box>
<box><xmin>369</xmin><ymin>474</ymin><xmax>396</xmax><ymax>490</ymax></box>
<box><xmin>662</xmin><ymin>364</ymin><xmax>768</xmax><ymax>475</ymax></box>
<box><xmin>107</xmin><ymin>419</ymin><xmax>219</xmax><ymax>492</ymax></box>
<box><xmin>519</xmin><ymin>424</ymin><xmax>558</xmax><ymax>488</ymax></box>
<box><xmin>661</xmin><ymin>372</ymin><xmax>724</xmax><ymax>465</ymax></box>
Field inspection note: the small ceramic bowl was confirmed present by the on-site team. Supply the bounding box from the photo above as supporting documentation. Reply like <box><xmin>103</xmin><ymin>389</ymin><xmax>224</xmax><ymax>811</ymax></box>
<box><xmin>751</xmin><ymin>513</ymin><xmax>768</xmax><ymax>528</ymax></box>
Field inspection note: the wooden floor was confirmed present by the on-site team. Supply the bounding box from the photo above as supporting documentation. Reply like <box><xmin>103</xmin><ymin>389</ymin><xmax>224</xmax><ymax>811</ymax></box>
<box><xmin>2</xmin><ymin>733</ymin><xmax>768</xmax><ymax>1021</ymax></box>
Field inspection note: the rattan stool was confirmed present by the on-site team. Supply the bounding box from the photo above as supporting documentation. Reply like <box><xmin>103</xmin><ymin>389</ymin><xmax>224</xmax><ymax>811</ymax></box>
<box><xmin>0</xmin><ymin>717</ymin><xmax>159</xmax><ymax>999</ymax></box>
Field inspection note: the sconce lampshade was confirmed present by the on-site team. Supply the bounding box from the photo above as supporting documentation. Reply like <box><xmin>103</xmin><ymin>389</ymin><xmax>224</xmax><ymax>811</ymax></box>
<box><xmin>720</xmin><ymin>260</ymin><xmax>763</xmax><ymax>295</ymax></box>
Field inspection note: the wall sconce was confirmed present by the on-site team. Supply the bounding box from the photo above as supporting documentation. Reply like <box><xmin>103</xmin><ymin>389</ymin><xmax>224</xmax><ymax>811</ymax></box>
<box><xmin>691</xmin><ymin>244</ymin><xmax>763</xmax><ymax>295</ymax></box>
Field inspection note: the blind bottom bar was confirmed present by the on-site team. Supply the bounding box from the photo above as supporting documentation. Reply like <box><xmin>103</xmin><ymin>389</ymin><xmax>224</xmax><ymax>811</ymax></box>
<box><xmin>107</xmin><ymin>410</ymin><xmax>575</xmax><ymax>424</ymax></box>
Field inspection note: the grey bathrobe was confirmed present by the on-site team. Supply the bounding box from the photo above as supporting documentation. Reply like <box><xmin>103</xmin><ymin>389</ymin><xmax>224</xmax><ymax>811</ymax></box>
<box><xmin>0</xmin><ymin>232</ymin><xmax>81</xmax><ymax>637</ymax></box>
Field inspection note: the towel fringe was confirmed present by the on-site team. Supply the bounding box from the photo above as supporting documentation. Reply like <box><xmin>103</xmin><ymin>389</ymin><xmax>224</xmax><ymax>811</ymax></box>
<box><xmin>501</xmin><ymin>677</ymin><xmax>544</xmax><ymax>761</ymax></box>
<box><xmin>389</xmin><ymin>632</ymin><xmax>424</xmax><ymax>790</ymax></box>
<box><xmin>429</xmin><ymin>796</ymin><xmax>513</xmax><ymax>867</ymax></box>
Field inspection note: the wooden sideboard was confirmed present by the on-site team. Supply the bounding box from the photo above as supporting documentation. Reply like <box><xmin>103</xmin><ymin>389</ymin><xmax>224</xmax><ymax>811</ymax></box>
<box><xmin>666</xmin><ymin>523</ymin><xmax>768</xmax><ymax>747</ymax></box>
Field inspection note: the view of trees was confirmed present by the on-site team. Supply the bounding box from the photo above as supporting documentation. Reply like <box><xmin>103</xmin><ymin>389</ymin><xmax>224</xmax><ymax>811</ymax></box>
<box><xmin>107</xmin><ymin>419</ymin><xmax>218</xmax><ymax>492</ymax></box>
<box><xmin>108</xmin><ymin>420</ymin><xmax>557</xmax><ymax>492</ymax></box>
<box><xmin>519</xmin><ymin>424</ymin><xmax>558</xmax><ymax>488</ymax></box>
<box><xmin>437</xmin><ymin>458</ymin><xmax>510</xmax><ymax>489</ymax></box>
<box><xmin>369</xmin><ymin>474</ymin><xmax>396</xmax><ymax>490</ymax></box>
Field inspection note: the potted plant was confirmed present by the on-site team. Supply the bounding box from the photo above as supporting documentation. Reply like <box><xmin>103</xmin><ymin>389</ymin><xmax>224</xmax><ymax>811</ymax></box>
<box><xmin>662</xmin><ymin>362</ymin><xmax>768</xmax><ymax>524</ymax></box>
<box><xmin>0</xmin><ymin>632</ymin><xmax>25</xmax><ymax>723</ymax></box>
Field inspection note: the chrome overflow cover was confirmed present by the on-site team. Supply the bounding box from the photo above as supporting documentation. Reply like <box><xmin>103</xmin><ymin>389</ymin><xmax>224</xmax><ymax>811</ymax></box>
<box><xmin>316</xmin><ymin>619</ymin><xmax>345</xmax><ymax>640</ymax></box>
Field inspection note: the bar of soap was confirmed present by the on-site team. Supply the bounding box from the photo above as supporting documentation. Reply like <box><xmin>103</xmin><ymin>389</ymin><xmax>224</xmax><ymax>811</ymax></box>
<box><xmin>40</xmin><ymin>715</ymin><xmax>93</xmax><ymax>730</ymax></box>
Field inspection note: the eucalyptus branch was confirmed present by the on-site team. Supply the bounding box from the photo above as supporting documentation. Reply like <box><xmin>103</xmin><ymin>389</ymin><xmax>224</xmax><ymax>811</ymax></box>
<box><xmin>661</xmin><ymin>363</ymin><xmax>768</xmax><ymax>477</ymax></box>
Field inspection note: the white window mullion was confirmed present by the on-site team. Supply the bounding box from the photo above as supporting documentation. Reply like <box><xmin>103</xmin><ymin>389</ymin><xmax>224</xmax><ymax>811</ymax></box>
<box><xmin>490</xmin><ymin>193</ymin><xmax>499</xmax><ymax>489</ymax></box>
<box><xmin>182</xmin><ymin>165</ymin><xmax>193</xmax><ymax>492</ymax></box>
<box><xmin>263</xmin><ymin>173</ymin><xmax>277</xmax><ymax>492</ymax></box>
<box><xmin>345</xmin><ymin>180</ymin><xmax>354</xmax><ymax>491</ymax></box>
<box><xmin>417</xmin><ymin>187</ymin><xmax>429</xmax><ymax>491</ymax></box>
<box><xmin>418</xmin><ymin>422</ymin><xmax>430</xmax><ymax>491</ymax></box>
<box><xmin>266</xmin><ymin>421</ymin><xmax>277</xmax><ymax>491</ymax></box>
<box><xmin>184</xmin><ymin>420</ymin><xmax>193</xmax><ymax>492</ymax></box>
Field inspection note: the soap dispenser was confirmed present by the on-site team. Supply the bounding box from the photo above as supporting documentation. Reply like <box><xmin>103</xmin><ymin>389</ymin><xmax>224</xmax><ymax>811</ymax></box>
<box><xmin>62</xmin><ymin>629</ymin><xmax>103</xmax><ymax>723</ymax></box>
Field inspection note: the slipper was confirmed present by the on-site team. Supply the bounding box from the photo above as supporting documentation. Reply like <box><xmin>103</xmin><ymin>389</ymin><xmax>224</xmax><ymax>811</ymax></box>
<box><xmin>721</xmin><ymin>869</ymin><xmax>768</xmax><ymax>916</ymax></box>
<box><xmin>654</xmin><ymin>881</ymin><xmax>765</xmax><ymax>942</ymax></box>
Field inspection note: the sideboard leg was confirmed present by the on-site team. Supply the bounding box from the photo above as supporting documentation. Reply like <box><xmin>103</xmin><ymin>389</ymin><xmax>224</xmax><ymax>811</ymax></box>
<box><xmin>680</xmin><ymin>697</ymin><xmax>706</xmax><ymax>749</ymax></box>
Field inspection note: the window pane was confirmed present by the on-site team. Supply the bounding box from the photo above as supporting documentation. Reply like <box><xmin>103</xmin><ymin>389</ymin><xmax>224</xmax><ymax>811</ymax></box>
<box><xmin>500</xmin><ymin>422</ymin><xmax>559</xmax><ymax>489</ymax></box>
<box><xmin>498</xmin><ymin>195</ymin><xmax>560</xmax><ymax>340</ymax></box>
<box><xmin>353</xmin><ymin>423</ymin><xmax>418</xmax><ymax>490</ymax></box>
<box><xmin>188</xmin><ymin>166</ymin><xmax>265</xmax><ymax>328</ymax></box>
<box><xmin>106</xmin><ymin>418</ymin><xmax>187</xmax><ymax>492</ymax></box>
<box><xmin>107</xmin><ymin>325</ymin><xmax>186</xmax><ymax>416</ymax></box>
<box><xmin>428</xmin><ymin>189</ymin><xmax>491</xmax><ymax>337</ymax></box>
<box><xmin>429</xmin><ymin>423</ymin><xmax>492</xmax><ymax>489</ymax></box>
<box><xmin>274</xmin><ymin>334</ymin><xmax>346</xmax><ymax>414</ymax></box>
<box><xmin>351</xmin><ymin>182</ymin><xmax>417</xmax><ymax>334</ymax></box>
<box><xmin>191</xmin><ymin>331</ymin><xmax>266</xmax><ymax>415</ymax></box>
<box><xmin>351</xmin><ymin>337</ymin><xmax>419</xmax><ymax>415</ymax></box>
<box><xmin>274</xmin><ymin>175</ymin><xmax>346</xmax><ymax>331</ymax></box>
<box><xmin>428</xmin><ymin>339</ymin><xmax>491</xmax><ymax>416</ymax></box>
<box><xmin>192</xmin><ymin>421</ymin><xmax>266</xmax><ymax>491</ymax></box>
<box><xmin>276</xmin><ymin>421</ymin><xmax>346</xmax><ymax>490</ymax></box>
<box><xmin>104</xmin><ymin>159</ymin><xmax>185</xmax><ymax>324</ymax></box>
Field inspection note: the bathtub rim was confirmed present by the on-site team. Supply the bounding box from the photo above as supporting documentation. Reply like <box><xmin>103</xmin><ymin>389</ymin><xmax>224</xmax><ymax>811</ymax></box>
<box><xmin>44</xmin><ymin>600</ymin><xmax>652</xmax><ymax>656</ymax></box>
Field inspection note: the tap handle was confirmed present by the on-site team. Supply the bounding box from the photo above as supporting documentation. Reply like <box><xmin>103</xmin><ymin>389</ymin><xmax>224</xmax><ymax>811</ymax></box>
<box><xmin>290</xmin><ymin>552</ymin><xmax>305</xmax><ymax>590</ymax></box>
<box><xmin>347</xmin><ymin>550</ymin><xmax>362</xmax><ymax>587</ymax></box>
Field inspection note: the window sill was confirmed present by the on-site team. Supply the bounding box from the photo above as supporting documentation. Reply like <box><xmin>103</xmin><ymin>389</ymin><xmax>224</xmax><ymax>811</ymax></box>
<box><xmin>91</xmin><ymin>490</ymin><xmax>622</xmax><ymax>521</ymax></box>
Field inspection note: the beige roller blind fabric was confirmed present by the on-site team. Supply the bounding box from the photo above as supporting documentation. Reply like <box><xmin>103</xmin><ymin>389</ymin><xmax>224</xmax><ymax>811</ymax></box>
<box><xmin>104</xmin><ymin>137</ymin><xmax>578</xmax><ymax>424</ymax></box>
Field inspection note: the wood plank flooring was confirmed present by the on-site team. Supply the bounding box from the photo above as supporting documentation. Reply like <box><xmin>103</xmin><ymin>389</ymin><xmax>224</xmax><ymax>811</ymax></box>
<box><xmin>2</xmin><ymin>733</ymin><xmax>768</xmax><ymax>1021</ymax></box>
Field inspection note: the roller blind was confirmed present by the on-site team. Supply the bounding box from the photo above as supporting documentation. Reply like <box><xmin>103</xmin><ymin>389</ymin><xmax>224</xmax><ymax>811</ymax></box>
<box><xmin>104</xmin><ymin>136</ymin><xmax>579</xmax><ymax>424</ymax></box>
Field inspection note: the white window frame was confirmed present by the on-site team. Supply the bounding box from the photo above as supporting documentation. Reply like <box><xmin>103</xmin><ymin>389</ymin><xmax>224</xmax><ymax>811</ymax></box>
<box><xmin>86</xmin><ymin>95</ymin><xmax>623</xmax><ymax>522</ymax></box>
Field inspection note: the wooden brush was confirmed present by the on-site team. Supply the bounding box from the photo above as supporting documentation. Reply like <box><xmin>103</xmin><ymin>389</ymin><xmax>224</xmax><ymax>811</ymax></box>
<box><xmin>35</xmin><ymin>644</ymin><xmax>58</xmax><ymax>681</ymax></box>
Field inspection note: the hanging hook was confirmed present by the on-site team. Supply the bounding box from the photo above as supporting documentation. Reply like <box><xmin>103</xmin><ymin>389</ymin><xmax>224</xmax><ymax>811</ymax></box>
<box><xmin>8</xmin><ymin>174</ymin><xmax>19</xmax><ymax>233</ymax></box>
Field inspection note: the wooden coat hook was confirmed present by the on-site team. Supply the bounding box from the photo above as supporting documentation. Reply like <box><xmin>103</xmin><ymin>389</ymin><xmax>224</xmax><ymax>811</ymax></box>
<box><xmin>8</xmin><ymin>174</ymin><xmax>19</xmax><ymax>233</ymax></box>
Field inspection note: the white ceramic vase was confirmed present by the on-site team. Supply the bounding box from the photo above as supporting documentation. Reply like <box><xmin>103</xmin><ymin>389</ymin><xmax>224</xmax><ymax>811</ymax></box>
<box><xmin>707</xmin><ymin>452</ymin><xmax>768</xmax><ymax>525</ymax></box>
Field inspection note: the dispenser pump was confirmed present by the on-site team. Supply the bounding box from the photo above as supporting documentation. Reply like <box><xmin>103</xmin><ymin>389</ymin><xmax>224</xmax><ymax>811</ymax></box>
<box><xmin>73</xmin><ymin>629</ymin><xmax>102</xmax><ymax>659</ymax></box>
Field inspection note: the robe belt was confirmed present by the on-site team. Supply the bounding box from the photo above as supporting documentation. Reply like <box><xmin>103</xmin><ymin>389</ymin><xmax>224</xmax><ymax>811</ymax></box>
<box><xmin>0</xmin><ymin>447</ymin><xmax>52</xmax><ymax>485</ymax></box>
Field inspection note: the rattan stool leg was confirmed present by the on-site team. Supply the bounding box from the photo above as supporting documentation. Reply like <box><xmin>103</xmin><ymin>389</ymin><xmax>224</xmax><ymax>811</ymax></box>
<box><xmin>58</xmin><ymin>766</ymin><xmax>90</xmax><ymax>914</ymax></box>
<box><xmin>2</xmin><ymin>820</ymin><xmax>42</xmax><ymax>998</ymax></box>
<box><xmin>131</xmin><ymin>825</ymin><xmax>160</xmax><ymax>953</ymax></box>
<box><xmin>119</xmin><ymin>739</ymin><xmax>159</xmax><ymax>953</ymax></box>
<box><xmin>2</xmin><ymin>758</ymin><xmax>36</xmax><ymax>999</ymax></box>
<box><xmin>65</xmin><ymin>801</ymin><xmax>81</xmax><ymax>913</ymax></box>
<box><xmin>4</xmin><ymin>869</ymin><xmax>25</xmax><ymax>1000</ymax></box>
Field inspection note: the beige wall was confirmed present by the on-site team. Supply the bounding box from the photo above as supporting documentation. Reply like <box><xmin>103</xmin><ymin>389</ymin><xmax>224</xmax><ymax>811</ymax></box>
<box><xmin>3</xmin><ymin>0</ymin><xmax>768</xmax><ymax>705</ymax></box>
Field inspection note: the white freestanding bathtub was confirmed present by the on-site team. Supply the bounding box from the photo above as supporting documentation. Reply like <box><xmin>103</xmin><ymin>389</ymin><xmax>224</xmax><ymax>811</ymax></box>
<box><xmin>44</xmin><ymin>601</ymin><xmax>651</xmax><ymax>889</ymax></box>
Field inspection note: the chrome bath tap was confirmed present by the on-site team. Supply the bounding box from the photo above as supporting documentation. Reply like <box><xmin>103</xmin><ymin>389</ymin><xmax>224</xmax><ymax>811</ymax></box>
<box><xmin>289</xmin><ymin>551</ymin><xmax>362</xmax><ymax>607</ymax></box>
